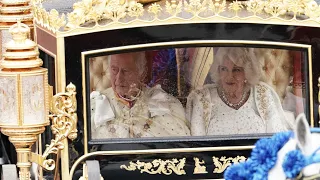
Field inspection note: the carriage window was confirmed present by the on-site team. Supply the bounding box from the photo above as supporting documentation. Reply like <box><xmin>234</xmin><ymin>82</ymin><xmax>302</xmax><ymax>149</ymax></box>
<box><xmin>87</xmin><ymin>47</ymin><xmax>310</xmax><ymax>140</ymax></box>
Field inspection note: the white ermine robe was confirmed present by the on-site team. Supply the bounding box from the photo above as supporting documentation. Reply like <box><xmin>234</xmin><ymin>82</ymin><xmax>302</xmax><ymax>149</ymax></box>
<box><xmin>91</xmin><ymin>85</ymin><xmax>190</xmax><ymax>139</ymax></box>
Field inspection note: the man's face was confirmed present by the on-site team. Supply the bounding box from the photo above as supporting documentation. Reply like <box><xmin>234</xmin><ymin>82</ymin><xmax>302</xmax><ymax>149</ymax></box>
<box><xmin>109</xmin><ymin>54</ymin><xmax>140</xmax><ymax>97</ymax></box>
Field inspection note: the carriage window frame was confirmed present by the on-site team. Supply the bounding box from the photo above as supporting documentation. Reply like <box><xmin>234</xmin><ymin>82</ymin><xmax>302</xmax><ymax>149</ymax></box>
<box><xmin>81</xmin><ymin>40</ymin><xmax>314</xmax><ymax>153</ymax></box>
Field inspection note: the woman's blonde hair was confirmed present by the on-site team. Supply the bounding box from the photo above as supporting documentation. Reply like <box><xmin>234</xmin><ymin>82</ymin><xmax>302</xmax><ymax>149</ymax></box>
<box><xmin>209</xmin><ymin>47</ymin><xmax>261</xmax><ymax>90</ymax></box>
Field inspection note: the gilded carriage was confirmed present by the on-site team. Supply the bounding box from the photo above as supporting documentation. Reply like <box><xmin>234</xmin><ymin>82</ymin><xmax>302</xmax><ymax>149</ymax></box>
<box><xmin>1</xmin><ymin>0</ymin><xmax>320</xmax><ymax>179</ymax></box>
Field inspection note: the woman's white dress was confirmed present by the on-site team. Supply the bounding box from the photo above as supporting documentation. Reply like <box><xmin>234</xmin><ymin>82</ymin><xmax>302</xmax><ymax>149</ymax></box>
<box><xmin>187</xmin><ymin>82</ymin><xmax>294</xmax><ymax>136</ymax></box>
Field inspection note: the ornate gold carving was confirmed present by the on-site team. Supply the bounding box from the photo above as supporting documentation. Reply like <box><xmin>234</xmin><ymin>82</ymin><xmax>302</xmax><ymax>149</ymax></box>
<box><xmin>193</xmin><ymin>157</ymin><xmax>208</xmax><ymax>174</ymax></box>
<box><xmin>229</xmin><ymin>0</ymin><xmax>243</xmax><ymax>16</ymax></box>
<box><xmin>246</xmin><ymin>0</ymin><xmax>264</xmax><ymax>15</ymax></box>
<box><xmin>287</xmin><ymin>0</ymin><xmax>305</xmax><ymax>18</ymax></box>
<box><xmin>212</xmin><ymin>156</ymin><xmax>246</xmax><ymax>173</ymax></box>
<box><xmin>48</xmin><ymin>9</ymin><xmax>66</xmax><ymax>32</ymax></box>
<box><xmin>120</xmin><ymin>158</ymin><xmax>186</xmax><ymax>175</ymax></box>
<box><xmin>148</xmin><ymin>3</ymin><xmax>162</xmax><ymax>18</ymax></box>
<box><xmin>305</xmin><ymin>1</ymin><xmax>320</xmax><ymax>20</ymax></box>
<box><xmin>30</xmin><ymin>83</ymin><xmax>78</xmax><ymax>171</ymax></box>
<box><xmin>104</xmin><ymin>0</ymin><xmax>128</xmax><ymax>21</ymax></box>
<box><xmin>184</xmin><ymin>0</ymin><xmax>207</xmax><ymax>16</ymax></box>
<box><xmin>127</xmin><ymin>2</ymin><xmax>145</xmax><ymax>17</ymax></box>
<box><xmin>32</xmin><ymin>4</ymin><xmax>66</xmax><ymax>33</ymax></box>
<box><xmin>165</xmin><ymin>0</ymin><xmax>182</xmax><ymax>16</ymax></box>
<box><xmin>31</xmin><ymin>0</ymin><xmax>320</xmax><ymax>35</ymax></box>
<box><xmin>208</xmin><ymin>0</ymin><xmax>226</xmax><ymax>15</ymax></box>
<box><xmin>263</xmin><ymin>0</ymin><xmax>287</xmax><ymax>17</ymax></box>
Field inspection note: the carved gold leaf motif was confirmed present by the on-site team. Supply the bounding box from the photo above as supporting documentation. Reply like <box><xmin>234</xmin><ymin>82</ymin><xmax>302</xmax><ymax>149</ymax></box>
<box><xmin>193</xmin><ymin>157</ymin><xmax>208</xmax><ymax>174</ymax></box>
<box><xmin>104</xmin><ymin>0</ymin><xmax>127</xmax><ymax>21</ymax></box>
<box><xmin>212</xmin><ymin>156</ymin><xmax>246</xmax><ymax>173</ymax></box>
<box><xmin>304</xmin><ymin>1</ymin><xmax>320</xmax><ymax>20</ymax></box>
<box><xmin>228</xmin><ymin>0</ymin><xmax>243</xmax><ymax>16</ymax></box>
<box><xmin>245</xmin><ymin>0</ymin><xmax>265</xmax><ymax>15</ymax></box>
<box><xmin>286</xmin><ymin>0</ymin><xmax>305</xmax><ymax>18</ymax></box>
<box><xmin>184</xmin><ymin>0</ymin><xmax>207</xmax><ymax>16</ymax></box>
<box><xmin>165</xmin><ymin>0</ymin><xmax>182</xmax><ymax>16</ymax></box>
<box><xmin>264</xmin><ymin>0</ymin><xmax>287</xmax><ymax>17</ymax></box>
<box><xmin>208</xmin><ymin>0</ymin><xmax>226</xmax><ymax>15</ymax></box>
<box><xmin>120</xmin><ymin>158</ymin><xmax>186</xmax><ymax>175</ymax></box>
<box><xmin>127</xmin><ymin>2</ymin><xmax>145</xmax><ymax>17</ymax></box>
<box><xmin>148</xmin><ymin>3</ymin><xmax>162</xmax><ymax>17</ymax></box>
<box><xmin>48</xmin><ymin>9</ymin><xmax>66</xmax><ymax>32</ymax></box>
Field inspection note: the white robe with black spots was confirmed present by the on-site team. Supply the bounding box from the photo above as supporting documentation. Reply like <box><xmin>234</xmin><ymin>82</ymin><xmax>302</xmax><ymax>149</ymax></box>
<box><xmin>91</xmin><ymin>85</ymin><xmax>190</xmax><ymax>139</ymax></box>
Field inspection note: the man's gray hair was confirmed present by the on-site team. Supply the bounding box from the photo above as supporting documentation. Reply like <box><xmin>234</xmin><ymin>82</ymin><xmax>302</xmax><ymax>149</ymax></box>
<box><xmin>209</xmin><ymin>47</ymin><xmax>261</xmax><ymax>89</ymax></box>
<box><xmin>108</xmin><ymin>51</ymin><xmax>148</xmax><ymax>79</ymax></box>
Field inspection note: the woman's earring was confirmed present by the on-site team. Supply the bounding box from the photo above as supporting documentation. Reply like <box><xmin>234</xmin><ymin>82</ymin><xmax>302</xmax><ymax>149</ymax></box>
<box><xmin>244</xmin><ymin>79</ymin><xmax>248</xmax><ymax>83</ymax></box>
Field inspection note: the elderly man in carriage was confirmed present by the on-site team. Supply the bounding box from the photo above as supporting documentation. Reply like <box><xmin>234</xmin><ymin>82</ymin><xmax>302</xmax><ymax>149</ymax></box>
<box><xmin>90</xmin><ymin>51</ymin><xmax>190</xmax><ymax>139</ymax></box>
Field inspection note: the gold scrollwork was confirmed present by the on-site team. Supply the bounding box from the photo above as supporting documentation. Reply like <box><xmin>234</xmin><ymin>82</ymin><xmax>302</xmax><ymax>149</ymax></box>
<box><xmin>193</xmin><ymin>157</ymin><xmax>208</xmax><ymax>174</ymax></box>
<box><xmin>30</xmin><ymin>83</ymin><xmax>78</xmax><ymax>171</ymax></box>
<box><xmin>120</xmin><ymin>158</ymin><xmax>186</xmax><ymax>175</ymax></box>
<box><xmin>212</xmin><ymin>156</ymin><xmax>246</xmax><ymax>173</ymax></box>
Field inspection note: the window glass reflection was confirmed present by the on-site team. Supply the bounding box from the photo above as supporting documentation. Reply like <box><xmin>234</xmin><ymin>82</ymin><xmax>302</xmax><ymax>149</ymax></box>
<box><xmin>89</xmin><ymin>47</ymin><xmax>307</xmax><ymax>140</ymax></box>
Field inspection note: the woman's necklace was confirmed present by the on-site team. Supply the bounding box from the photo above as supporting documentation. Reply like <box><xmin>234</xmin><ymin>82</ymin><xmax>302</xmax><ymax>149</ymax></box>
<box><xmin>218</xmin><ymin>87</ymin><xmax>250</xmax><ymax>110</ymax></box>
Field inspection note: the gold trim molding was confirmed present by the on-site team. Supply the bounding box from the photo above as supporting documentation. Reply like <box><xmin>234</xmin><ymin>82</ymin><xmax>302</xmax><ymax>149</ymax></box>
<box><xmin>32</xmin><ymin>0</ymin><xmax>320</xmax><ymax>37</ymax></box>
<box><xmin>80</xmin><ymin>155</ymin><xmax>247</xmax><ymax>177</ymax></box>
<box><xmin>120</xmin><ymin>158</ymin><xmax>187</xmax><ymax>175</ymax></box>
<box><xmin>212</xmin><ymin>156</ymin><xmax>246</xmax><ymax>173</ymax></box>
<box><xmin>70</xmin><ymin>145</ymin><xmax>254</xmax><ymax>177</ymax></box>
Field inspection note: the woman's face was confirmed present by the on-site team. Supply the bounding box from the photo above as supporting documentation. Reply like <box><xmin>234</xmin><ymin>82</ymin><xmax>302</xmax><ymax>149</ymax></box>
<box><xmin>218</xmin><ymin>58</ymin><xmax>246</xmax><ymax>93</ymax></box>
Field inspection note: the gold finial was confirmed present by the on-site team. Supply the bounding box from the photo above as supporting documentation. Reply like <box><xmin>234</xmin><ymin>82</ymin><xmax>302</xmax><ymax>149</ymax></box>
<box><xmin>66</xmin><ymin>83</ymin><xmax>76</xmax><ymax>93</ymax></box>
<box><xmin>1</xmin><ymin>22</ymin><xmax>42</xmax><ymax>70</ymax></box>
<box><xmin>9</xmin><ymin>21</ymin><xmax>30</xmax><ymax>44</ymax></box>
